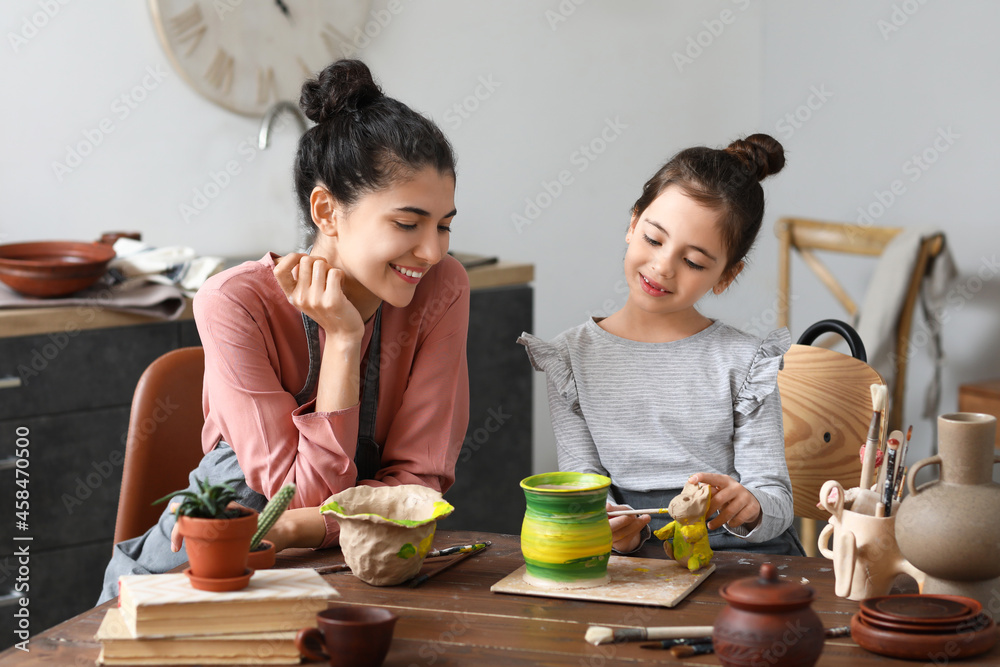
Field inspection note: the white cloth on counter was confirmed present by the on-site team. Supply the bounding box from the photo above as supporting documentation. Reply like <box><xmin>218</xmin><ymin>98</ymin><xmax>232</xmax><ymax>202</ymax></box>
<box><xmin>854</xmin><ymin>228</ymin><xmax>957</xmax><ymax>419</ymax></box>
<box><xmin>110</xmin><ymin>238</ymin><xmax>224</xmax><ymax>296</ymax></box>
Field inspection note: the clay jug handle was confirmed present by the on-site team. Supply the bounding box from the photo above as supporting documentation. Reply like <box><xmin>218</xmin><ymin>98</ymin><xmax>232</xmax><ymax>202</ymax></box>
<box><xmin>295</xmin><ymin>627</ymin><xmax>329</xmax><ymax>662</ymax></box>
<box><xmin>818</xmin><ymin>523</ymin><xmax>835</xmax><ymax>559</ymax></box>
<box><xmin>819</xmin><ymin>480</ymin><xmax>845</xmax><ymax>522</ymax></box>
<box><xmin>906</xmin><ymin>455</ymin><xmax>942</xmax><ymax>497</ymax></box>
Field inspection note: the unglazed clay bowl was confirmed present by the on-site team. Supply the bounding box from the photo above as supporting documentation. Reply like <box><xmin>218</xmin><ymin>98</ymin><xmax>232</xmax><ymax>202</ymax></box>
<box><xmin>0</xmin><ymin>241</ymin><xmax>115</xmax><ymax>297</ymax></box>
<box><xmin>320</xmin><ymin>485</ymin><xmax>454</xmax><ymax>586</ymax></box>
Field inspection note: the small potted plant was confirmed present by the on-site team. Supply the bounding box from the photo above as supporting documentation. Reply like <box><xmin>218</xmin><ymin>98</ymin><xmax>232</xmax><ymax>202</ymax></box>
<box><xmin>247</xmin><ymin>483</ymin><xmax>296</xmax><ymax>570</ymax></box>
<box><xmin>154</xmin><ymin>477</ymin><xmax>257</xmax><ymax>591</ymax></box>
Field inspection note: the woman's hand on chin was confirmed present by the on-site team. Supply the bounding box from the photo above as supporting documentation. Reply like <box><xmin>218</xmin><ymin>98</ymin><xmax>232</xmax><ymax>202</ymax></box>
<box><xmin>273</xmin><ymin>253</ymin><xmax>365</xmax><ymax>341</ymax></box>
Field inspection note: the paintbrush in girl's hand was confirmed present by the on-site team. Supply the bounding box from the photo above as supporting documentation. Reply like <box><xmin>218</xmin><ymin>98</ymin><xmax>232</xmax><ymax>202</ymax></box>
<box><xmin>584</xmin><ymin>624</ymin><xmax>714</xmax><ymax>646</ymax></box>
<box><xmin>607</xmin><ymin>508</ymin><xmax>670</xmax><ymax>517</ymax></box>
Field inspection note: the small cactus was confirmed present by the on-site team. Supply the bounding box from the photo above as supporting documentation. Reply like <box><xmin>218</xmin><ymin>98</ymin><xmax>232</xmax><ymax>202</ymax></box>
<box><xmin>250</xmin><ymin>484</ymin><xmax>296</xmax><ymax>550</ymax></box>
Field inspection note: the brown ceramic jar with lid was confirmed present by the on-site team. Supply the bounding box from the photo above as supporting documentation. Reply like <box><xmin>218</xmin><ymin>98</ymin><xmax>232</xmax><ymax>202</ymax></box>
<box><xmin>712</xmin><ymin>563</ymin><xmax>825</xmax><ymax>667</ymax></box>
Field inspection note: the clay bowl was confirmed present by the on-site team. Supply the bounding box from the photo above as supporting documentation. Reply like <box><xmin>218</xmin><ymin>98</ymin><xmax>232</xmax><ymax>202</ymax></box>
<box><xmin>0</xmin><ymin>241</ymin><xmax>115</xmax><ymax>297</ymax></box>
<box><xmin>320</xmin><ymin>485</ymin><xmax>454</xmax><ymax>586</ymax></box>
<box><xmin>850</xmin><ymin>611</ymin><xmax>997</xmax><ymax>660</ymax></box>
<box><xmin>860</xmin><ymin>594</ymin><xmax>980</xmax><ymax>626</ymax></box>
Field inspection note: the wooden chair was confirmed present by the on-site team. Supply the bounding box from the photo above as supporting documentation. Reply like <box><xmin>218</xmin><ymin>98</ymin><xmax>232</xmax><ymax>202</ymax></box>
<box><xmin>775</xmin><ymin>217</ymin><xmax>944</xmax><ymax>433</ymax></box>
<box><xmin>113</xmin><ymin>347</ymin><xmax>206</xmax><ymax>545</ymax></box>
<box><xmin>778</xmin><ymin>320</ymin><xmax>886</xmax><ymax>556</ymax></box>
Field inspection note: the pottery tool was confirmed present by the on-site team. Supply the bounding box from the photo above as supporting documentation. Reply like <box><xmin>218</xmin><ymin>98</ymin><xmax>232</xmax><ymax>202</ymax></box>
<box><xmin>859</xmin><ymin>384</ymin><xmax>887</xmax><ymax>490</ymax></box>
<box><xmin>312</xmin><ymin>542</ymin><xmax>492</xmax><ymax>575</ymax></box>
<box><xmin>606</xmin><ymin>508</ymin><xmax>670</xmax><ymax>517</ymax></box>
<box><xmin>584</xmin><ymin>624</ymin><xmax>714</xmax><ymax>646</ymax></box>
<box><xmin>881</xmin><ymin>433</ymin><xmax>902</xmax><ymax>516</ymax></box>
<box><xmin>407</xmin><ymin>542</ymin><xmax>490</xmax><ymax>588</ymax></box>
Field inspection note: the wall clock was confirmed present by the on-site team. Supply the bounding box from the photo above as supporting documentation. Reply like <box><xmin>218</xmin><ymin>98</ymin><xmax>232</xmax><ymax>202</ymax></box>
<box><xmin>149</xmin><ymin>0</ymin><xmax>372</xmax><ymax>117</ymax></box>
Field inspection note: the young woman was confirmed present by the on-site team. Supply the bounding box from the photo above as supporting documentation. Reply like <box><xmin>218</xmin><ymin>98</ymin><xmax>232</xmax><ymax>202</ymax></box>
<box><xmin>519</xmin><ymin>134</ymin><xmax>804</xmax><ymax>556</ymax></box>
<box><xmin>99</xmin><ymin>59</ymin><xmax>469</xmax><ymax>602</ymax></box>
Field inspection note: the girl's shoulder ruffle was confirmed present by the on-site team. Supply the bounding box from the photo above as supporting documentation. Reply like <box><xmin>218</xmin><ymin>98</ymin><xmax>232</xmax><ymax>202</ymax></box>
<box><xmin>734</xmin><ymin>327</ymin><xmax>792</xmax><ymax>416</ymax></box>
<box><xmin>517</xmin><ymin>332</ymin><xmax>579</xmax><ymax>407</ymax></box>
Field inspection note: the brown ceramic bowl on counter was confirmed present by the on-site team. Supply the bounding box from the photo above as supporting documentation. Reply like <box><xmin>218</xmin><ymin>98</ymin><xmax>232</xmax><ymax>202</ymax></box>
<box><xmin>0</xmin><ymin>241</ymin><xmax>115</xmax><ymax>297</ymax></box>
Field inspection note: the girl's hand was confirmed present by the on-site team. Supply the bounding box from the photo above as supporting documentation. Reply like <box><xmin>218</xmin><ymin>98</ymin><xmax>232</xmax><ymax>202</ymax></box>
<box><xmin>607</xmin><ymin>502</ymin><xmax>651</xmax><ymax>553</ymax></box>
<box><xmin>687</xmin><ymin>473</ymin><xmax>761</xmax><ymax>531</ymax></box>
<box><xmin>273</xmin><ymin>253</ymin><xmax>364</xmax><ymax>341</ymax></box>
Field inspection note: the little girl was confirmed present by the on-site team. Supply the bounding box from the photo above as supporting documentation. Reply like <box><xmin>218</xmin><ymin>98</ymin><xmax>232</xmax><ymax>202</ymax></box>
<box><xmin>519</xmin><ymin>134</ymin><xmax>803</xmax><ymax>556</ymax></box>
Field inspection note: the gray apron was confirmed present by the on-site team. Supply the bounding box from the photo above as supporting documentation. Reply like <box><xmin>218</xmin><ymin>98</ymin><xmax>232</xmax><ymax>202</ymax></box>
<box><xmin>98</xmin><ymin>310</ymin><xmax>383</xmax><ymax>603</ymax></box>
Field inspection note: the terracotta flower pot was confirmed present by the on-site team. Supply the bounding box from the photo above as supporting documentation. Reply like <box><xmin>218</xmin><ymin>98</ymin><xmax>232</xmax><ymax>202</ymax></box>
<box><xmin>247</xmin><ymin>540</ymin><xmax>276</xmax><ymax>570</ymax></box>
<box><xmin>178</xmin><ymin>504</ymin><xmax>258</xmax><ymax>580</ymax></box>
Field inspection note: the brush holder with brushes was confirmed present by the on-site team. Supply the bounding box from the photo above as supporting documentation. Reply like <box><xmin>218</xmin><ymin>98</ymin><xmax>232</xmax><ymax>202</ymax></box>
<box><xmin>818</xmin><ymin>480</ymin><xmax>924</xmax><ymax>600</ymax></box>
<box><xmin>519</xmin><ymin>472</ymin><xmax>612</xmax><ymax>589</ymax></box>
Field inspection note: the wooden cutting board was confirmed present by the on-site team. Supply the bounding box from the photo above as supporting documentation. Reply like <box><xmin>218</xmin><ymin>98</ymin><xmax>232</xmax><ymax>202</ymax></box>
<box><xmin>490</xmin><ymin>556</ymin><xmax>715</xmax><ymax>608</ymax></box>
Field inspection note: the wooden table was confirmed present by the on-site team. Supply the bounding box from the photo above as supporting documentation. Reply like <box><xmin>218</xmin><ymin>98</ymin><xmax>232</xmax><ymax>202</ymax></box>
<box><xmin>3</xmin><ymin>530</ymin><xmax>998</xmax><ymax>666</ymax></box>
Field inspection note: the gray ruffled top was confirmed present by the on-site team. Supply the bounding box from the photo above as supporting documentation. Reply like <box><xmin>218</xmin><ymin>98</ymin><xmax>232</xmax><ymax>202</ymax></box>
<box><xmin>518</xmin><ymin>319</ymin><xmax>795</xmax><ymax>545</ymax></box>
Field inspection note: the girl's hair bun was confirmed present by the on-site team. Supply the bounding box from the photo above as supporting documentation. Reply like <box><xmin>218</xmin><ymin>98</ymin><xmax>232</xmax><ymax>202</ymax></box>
<box><xmin>725</xmin><ymin>133</ymin><xmax>785</xmax><ymax>181</ymax></box>
<box><xmin>299</xmin><ymin>59</ymin><xmax>383</xmax><ymax>124</ymax></box>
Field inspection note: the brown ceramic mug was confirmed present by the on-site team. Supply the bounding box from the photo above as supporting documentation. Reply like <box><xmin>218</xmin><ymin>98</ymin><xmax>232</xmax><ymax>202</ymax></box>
<box><xmin>295</xmin><ymin>607</ymin><xmax>397</xmax><ymax>667</ymax></box>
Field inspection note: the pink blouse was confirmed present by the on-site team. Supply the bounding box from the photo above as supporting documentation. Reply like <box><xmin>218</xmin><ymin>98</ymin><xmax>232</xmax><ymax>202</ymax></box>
<box><xmin>193</xmin><ymin>253</ymin><xmax>470</xmax><ymax>547</ymax></box>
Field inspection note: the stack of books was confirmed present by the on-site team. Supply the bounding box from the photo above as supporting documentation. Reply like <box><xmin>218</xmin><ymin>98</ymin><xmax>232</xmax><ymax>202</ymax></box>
<box><xmin>96</xmin><ymin>569</ymin><xmax>337</xmax><ymax>665</ymax></box>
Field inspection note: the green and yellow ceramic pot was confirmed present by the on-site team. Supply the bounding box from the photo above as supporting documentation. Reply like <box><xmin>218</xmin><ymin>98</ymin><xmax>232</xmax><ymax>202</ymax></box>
<box><xmin>520</xmin><ymin>472</ymin><xmax>612</xmax><ymax>589</ymax></box>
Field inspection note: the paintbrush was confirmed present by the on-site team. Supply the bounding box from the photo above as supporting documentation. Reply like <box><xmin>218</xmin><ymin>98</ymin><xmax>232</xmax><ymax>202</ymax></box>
<box><xmin>671</xmin><ymin>642</ymin><xmax>714</xmax><ymax>658</ymax></box>
<box><xmin>640</xmin><ymin>638</ymin><xmax>709</xmax><ymax>649</ymax></box>
<box><xmin>408</xmin><ymin>542</ymin><xmax>490</xmax><ymax>588</ymax></box>
<box><xmin>881</xmin><ymin>433</ymin><xmax>902</xmax><ymax>516</ymax></box>
<box><xmin>638</xmin><ymin>625</ymin><xmax>852</xmax><ymax>651</ymax></box>
<box><xmin>859</xmin><ymin>384</ymin><xmax>887</xmax><ymax>490</ymax></box>
<box><xmin>313</xmin><ymin>541</ymin><xmax>492</xmax><ymax>575</ymax></box>
<box><xmin>584</xmin><ymin>624</ymin><xmax>714</xmax><ymax>646</ymax></box>
<box><xmin>894</xmin><ymin>425</ymin><xmax>913</xmax><ymax>500</ymax></box>
<box><xmin>606</xmin><ymin>508</ymin><xmax>670</xmax><ymax>517</ymax></box>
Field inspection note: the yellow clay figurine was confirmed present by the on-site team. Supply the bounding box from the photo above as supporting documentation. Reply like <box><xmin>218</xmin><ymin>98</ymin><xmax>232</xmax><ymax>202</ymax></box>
<box><xmin>653</xmin><ymin>481</ymin><xmax>713</xmax><ymax>572</ymax></box>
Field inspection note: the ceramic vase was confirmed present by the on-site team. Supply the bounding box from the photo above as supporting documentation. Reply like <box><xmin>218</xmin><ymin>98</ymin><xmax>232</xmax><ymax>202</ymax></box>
<box><xmin>519</xmin><ymin>472</ymin><xmax>612</xmax><ymax>589</ymax></box>
<box><xmin>895</xmin><ymin>413</ymin><xmax>1000</xmax><ymax>610</ymax></box>
<box><xmin>817</xmin><ymin>480</ymin><xmax>924</xmax><ymax>600</ymax></box>
<box><xmin>321</xmin><ymin>485</ymin><xmax>454</xmax><ymax>586</ymax></box>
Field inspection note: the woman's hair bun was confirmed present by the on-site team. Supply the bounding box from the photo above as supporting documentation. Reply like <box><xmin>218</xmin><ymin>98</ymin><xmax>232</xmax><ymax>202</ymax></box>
<box><xmin>299</xmin><ymin>59</ymin><xmax>383</xmax><ymax>124</ymax></box>
<box><xmin>725</xmin><ymin>133</ymin><xmax>785</xmax><ymax>181</ymax></box>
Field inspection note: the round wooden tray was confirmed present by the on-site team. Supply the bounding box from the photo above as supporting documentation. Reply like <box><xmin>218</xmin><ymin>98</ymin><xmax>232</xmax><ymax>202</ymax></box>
<box><xmin>851</xmin><ymin>612</ymin><xmax>997</xmax><ymax>661</ymax></box>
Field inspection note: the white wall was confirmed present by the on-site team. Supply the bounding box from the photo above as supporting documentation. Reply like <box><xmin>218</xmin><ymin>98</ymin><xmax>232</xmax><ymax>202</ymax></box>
<box><xmin>3</xmin><ymin>1</ymin><xmax>998</xmax><ymax>476</ymax></box>
<box><xmin>760</xmin><ymin>0</ymin><xmax>1000</xmax><ymax>475</ymax></box>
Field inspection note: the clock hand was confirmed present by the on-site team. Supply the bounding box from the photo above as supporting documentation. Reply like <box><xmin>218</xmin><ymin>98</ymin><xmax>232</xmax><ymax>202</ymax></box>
<box><xmin>274</xmin><ymin>0</ymin><xmax>291</xmax><ymax>20</ymax></box>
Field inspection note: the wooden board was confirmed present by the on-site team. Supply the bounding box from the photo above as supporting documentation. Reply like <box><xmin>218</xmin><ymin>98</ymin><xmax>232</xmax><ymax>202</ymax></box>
<box><xmin>490</xmin><ymin>556</ymin><xmax>715</xmax><ymax>608</ymax></box>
